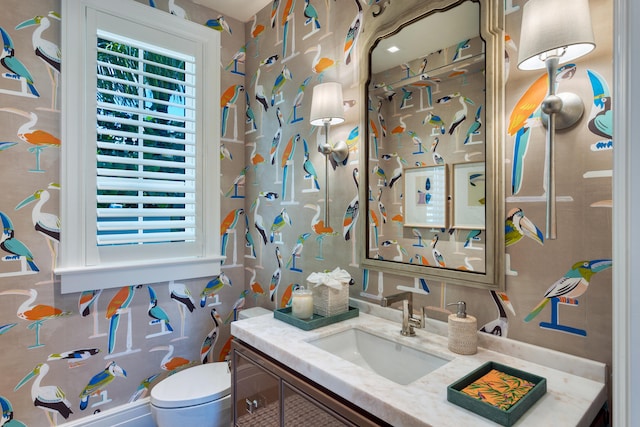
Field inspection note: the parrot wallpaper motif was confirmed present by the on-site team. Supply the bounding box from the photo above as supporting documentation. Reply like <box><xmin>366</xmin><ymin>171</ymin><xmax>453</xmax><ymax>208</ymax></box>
<box><xmin>0</xmin><ymin>0</ymin><xmax>612</xmax><ymax>425</ymax></box>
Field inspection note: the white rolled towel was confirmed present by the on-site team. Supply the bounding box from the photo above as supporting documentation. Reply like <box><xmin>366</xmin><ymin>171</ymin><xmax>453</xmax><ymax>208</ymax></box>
<box><xmin>306</xmin><ymin>267</ymin><xmax>351</xmax><ymax>290</ymax></box>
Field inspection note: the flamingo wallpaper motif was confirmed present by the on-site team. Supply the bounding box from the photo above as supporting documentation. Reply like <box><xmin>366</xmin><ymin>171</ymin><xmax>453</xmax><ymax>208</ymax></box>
<box><xmin>0</xmin><ymin>0</ymin><xmax>612</xmax><ymax>425</ymax></box>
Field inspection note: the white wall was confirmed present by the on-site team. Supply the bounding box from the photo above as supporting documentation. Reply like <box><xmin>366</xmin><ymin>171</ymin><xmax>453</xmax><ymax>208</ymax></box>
<box><xmin>613</xmin><ymin>0</ymin><xmax>640</xmax><ymax>424</ymax></box>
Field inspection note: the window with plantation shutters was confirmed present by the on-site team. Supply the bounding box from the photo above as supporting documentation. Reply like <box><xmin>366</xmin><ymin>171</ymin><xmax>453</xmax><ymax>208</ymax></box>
<box><xmin>60</xmin><ymin>0</ymin><xmax>222</xmax><ymax>293</ymax></box>
<box><xmin>95</xmin><ymin>32</ymin><xmax>197</xmax><ymax>247</ymax></box>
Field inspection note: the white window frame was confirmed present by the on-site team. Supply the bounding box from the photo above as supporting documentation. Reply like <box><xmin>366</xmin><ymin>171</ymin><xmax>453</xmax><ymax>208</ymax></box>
<box><xmin>59</xmin><ymin>0</ymin><xmax>222</xmax><ymax>293</ymax></box>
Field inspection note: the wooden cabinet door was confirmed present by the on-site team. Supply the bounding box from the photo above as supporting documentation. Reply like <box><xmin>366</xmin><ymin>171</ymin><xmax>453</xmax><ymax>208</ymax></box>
<box><xmin>232</xmin><ymin>339</ymin><xmax>390</xmax><ymax>427</ymax></box>
<box><xmin>282</xmin><ymin>381</ymin><xmax>356</xmax><ymax>427</ymax></box>
<box><xmin>233</xmin><ymin>348</ymin><xmax>280</xmax><ymax>426</ymax></box>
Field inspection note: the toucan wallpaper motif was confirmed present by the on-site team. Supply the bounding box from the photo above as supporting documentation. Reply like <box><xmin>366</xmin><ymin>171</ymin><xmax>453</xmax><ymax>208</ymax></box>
<box><xmin>0</xmin><ymin>0</ymin><xmax>612</xmax><ymax>425</ymax></box>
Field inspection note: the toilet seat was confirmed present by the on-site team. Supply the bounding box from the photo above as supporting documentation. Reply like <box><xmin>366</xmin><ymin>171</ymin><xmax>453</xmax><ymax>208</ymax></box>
<box><xmin>150</xmin><ymin>362</ymin><xmax>230</xmax><ymax>409</ymax></box>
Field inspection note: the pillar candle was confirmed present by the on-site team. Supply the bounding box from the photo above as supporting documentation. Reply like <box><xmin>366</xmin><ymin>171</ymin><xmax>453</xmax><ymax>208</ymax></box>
<box><xmin>292</xmin><ymin>289</ymin><xmax>314</xmax><ymax>319</ymax></box>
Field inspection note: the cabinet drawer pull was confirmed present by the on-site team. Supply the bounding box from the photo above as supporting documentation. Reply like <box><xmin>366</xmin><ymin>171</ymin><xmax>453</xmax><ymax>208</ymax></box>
<box><xmin>245</xmin><ymin>398</ymin><xmax>258</xmax><ymax>414</ymax></box>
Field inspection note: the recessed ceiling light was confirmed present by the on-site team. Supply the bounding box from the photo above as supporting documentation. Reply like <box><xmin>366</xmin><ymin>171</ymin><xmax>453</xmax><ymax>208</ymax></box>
<box><xmin>387</xmin><ymin>46</ymin><xmax>400</xmax><ymax>53</ymax></box>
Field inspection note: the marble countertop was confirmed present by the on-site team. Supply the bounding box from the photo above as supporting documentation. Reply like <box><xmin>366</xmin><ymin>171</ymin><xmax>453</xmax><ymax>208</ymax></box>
<box><xmin>231</xmin><ymin>300</ymin><xmax>607</xmax><ymax>427</ymax></box>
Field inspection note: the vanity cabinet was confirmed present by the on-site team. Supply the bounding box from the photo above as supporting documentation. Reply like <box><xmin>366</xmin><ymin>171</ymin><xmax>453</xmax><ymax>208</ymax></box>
<box><xmin>231</xmin><ymin>339</ymin><xmax>390</xmax><ymax>427</ymax></box>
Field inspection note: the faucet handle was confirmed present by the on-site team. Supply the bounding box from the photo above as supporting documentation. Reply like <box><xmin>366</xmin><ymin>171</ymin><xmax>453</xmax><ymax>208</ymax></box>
<box><xmin>409</xmin><ymin>306</ymin><xmax>425</xmax><ymax>329</ymax></box>
<box><xmin>405</xmin><ymin>303</ymin><xmax>424</xmax><ymax>332</ymax></box>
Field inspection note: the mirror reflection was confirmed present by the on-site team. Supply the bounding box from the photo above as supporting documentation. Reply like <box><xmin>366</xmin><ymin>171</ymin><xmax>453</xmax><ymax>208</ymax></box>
<box><xmin>361</xmin><ymin>0</ymin><xmax>504</xmax><ymax>288</ymax></box>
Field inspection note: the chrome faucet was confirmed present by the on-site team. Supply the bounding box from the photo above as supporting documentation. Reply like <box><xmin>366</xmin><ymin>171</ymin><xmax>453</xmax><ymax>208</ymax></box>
<box><xmin>381</xmin><ymin>292</ymin><xmax>424</xmax><ymax>336</ymax></box>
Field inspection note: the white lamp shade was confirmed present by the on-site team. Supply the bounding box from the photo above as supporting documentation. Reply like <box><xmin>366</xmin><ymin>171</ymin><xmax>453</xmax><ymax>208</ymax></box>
<box><xmin>309</xmin><ymin>82</ymin><xmax>345</xmax><ymax>126</ymax></box>
<box><xmin>517</xmin><ymin>0</ymin><xmax>595</xmax><ymax>71</ymax></box>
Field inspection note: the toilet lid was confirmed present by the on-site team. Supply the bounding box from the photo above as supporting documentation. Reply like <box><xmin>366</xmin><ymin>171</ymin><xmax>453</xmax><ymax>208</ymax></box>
<box><xmin>150</xmin><ymin>362</ymin><xmax>231</xmax><ymax>408</ymax></box>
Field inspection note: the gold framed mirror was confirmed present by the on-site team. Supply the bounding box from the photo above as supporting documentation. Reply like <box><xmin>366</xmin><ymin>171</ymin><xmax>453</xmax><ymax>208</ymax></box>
<box><xmin>358</xmin><ymin>0</ymin><xmax>505</xmax><ymax>290</ymax></box>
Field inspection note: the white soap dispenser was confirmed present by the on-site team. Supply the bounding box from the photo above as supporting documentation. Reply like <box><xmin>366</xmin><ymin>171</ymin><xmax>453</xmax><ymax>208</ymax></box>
<box><xmin>446</xmin><ymin>301</ymin><xmax>478</xmax><ymax>355</ymax></box>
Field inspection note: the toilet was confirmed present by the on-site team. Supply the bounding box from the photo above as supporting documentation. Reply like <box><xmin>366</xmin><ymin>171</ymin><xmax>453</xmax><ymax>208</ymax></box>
<box><xmin>150</xmin><ymin>306</ymin><xmax>271</xmax><ymax>427</ymax></box>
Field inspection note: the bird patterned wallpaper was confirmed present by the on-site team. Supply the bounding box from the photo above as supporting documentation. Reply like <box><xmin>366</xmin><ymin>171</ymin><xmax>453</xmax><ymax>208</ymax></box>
<box><xmin>0</xmin><ymin>0</ymin><xmax>612</xmax><ymax>425</ymax></box>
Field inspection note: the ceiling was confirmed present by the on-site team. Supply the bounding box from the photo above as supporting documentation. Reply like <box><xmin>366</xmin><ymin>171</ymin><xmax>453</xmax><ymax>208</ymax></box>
<box><xmin>192</xmin><ymin>0</ymin><xmax>272</xmax><ymax>22</ymax></box>
<box><xmin>371</xmin><ymin>1</ymin><xmax>479</xmax><ymax>74</ymax></box>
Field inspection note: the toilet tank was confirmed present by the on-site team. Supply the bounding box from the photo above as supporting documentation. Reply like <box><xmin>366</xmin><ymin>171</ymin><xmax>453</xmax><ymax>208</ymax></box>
<box><xmin>238</xmin><ymin>307</ymin><xmax>271</xmax><ymax>320</ymax></box>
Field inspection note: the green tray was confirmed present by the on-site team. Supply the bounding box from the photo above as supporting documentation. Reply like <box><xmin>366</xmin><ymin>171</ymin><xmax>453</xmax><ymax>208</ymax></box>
<box><xmin>273</xmin><ymin>306</ymin><xmax>359</xmax><ymax>331</ymax></box>
<box><xmin>447</xmin><ymin>361</ymin><xmax>547</xmax><ymax>426</ymax></box>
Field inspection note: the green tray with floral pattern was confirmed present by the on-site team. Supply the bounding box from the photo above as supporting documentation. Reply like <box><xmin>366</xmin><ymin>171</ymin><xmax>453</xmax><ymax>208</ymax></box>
<box><xmin>447</xmin><ymin>361</ymin><xmax>547</xmax><ymax>426</ymax></box>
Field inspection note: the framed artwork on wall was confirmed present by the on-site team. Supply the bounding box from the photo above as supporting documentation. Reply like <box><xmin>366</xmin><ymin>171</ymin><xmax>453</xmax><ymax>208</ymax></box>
<box><xmin>404</xmin><ymin>165</ymin><xmax>447</xmax><ymax>228</ymax></box>
<box><xmin>452</xmin><ymin>162</ymin><xmax>485</xmax><ymax>229</ymax></box>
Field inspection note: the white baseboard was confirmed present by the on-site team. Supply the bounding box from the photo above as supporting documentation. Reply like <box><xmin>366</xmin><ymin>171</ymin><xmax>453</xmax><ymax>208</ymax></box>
<box><xmin>58</xmin><ymin>398</ymin><xmax>155</xmax><ymax>427</ymax></box>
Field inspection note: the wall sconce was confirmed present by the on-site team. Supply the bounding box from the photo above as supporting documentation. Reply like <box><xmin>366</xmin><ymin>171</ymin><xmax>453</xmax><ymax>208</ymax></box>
<box><xmin>517</xmin><ymin>0</ymin><xmax>595</xmax><ymax>240</ymax></box>
<box><xmin>309</xmin><ymin>82</ymin><xmax>348</xmax><ymax>228</ymax></box>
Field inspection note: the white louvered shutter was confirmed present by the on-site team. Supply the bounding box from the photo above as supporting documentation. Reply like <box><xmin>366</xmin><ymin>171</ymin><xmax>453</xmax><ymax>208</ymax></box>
<box><xmin>59</xmin><ymin>0</ymin><xmax>222</xmax><ymax>293</ymax></box>
<box><xmin>95</xmin><ymin>31</ymin><xmax>196</xmax><ymax>247</ymax></box>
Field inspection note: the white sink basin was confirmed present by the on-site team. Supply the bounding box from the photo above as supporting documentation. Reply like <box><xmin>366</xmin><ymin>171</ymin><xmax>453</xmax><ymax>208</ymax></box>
<box><xmin>309</xmin><ymin>328</ymin><xmax>450</xmax><ymax>385</ymax></box>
